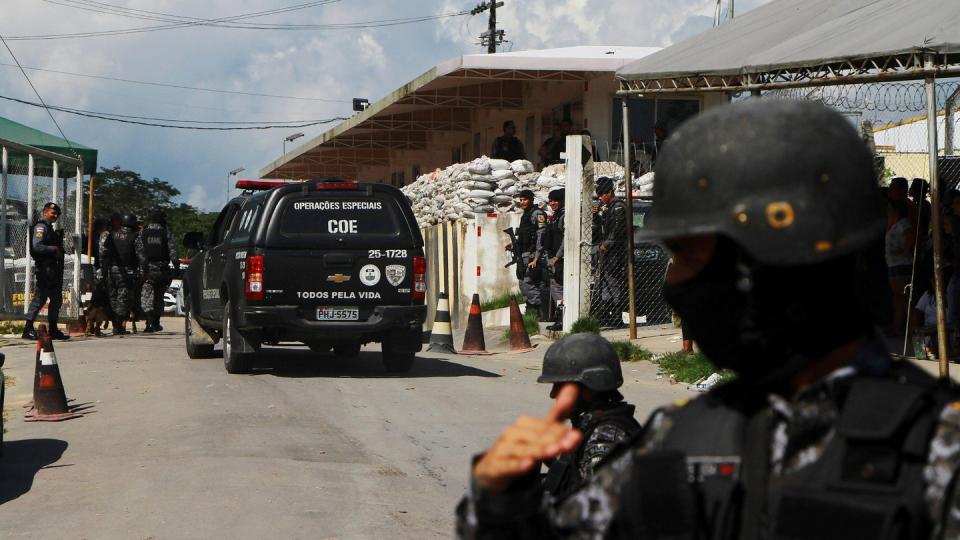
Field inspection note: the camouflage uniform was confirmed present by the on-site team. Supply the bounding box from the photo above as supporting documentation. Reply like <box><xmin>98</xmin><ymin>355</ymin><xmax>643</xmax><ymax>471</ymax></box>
<box><xmin>100</xmin><ymin>226</ymin><xmax>137</xmax><ymax>322</ymax></box>
<box><xmin>136</xmin><ymin>222</ymin><xmax>179</xmax><ymax>322</ymax></box>
<box><xmin>542</xmin><ymin>403</ymin><xmax>641</xmax><ymax>501</ymax></box>
<box><xmin>456</xmin><ymin>338</ymin><xmax>960</xmax><ymax>539</ymax></box>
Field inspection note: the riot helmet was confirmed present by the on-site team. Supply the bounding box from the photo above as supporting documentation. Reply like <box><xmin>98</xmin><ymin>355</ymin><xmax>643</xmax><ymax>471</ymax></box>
<box><xmin>123</xmin><ymin>214</ymin><xmax>138</xmax><ymax>228</ymax></box>
<box><xmin>537</xmin><ymin>333</ymin><xmax>623</xmax><ymax>392</ymax></box>
<box><xmin>149</xmin><ymin>207</ymin><xmax>167</xmax><ymax>225</ymax></box>
<box><xmin>646</xmin><ymin>101</ymin><xmax>884</xmax><ymax>384</ymax></box>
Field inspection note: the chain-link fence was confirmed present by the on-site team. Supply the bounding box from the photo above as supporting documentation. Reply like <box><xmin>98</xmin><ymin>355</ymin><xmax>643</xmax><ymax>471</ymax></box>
<box><xmin>0</xmin><ymin>139</ymin><xmax>85</xmax><ymax>321</ymax></box>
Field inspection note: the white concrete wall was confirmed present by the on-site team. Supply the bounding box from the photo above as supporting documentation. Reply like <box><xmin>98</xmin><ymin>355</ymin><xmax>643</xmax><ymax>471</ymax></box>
<box><xmin>460</xmin><ymin>212</ymin><xmax>521</xmax><ymax>327</ymax></box>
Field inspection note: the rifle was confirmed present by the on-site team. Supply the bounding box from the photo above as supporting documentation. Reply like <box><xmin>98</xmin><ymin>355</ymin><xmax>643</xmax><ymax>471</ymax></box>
<box><xmin>504</xmin><ymin>227</ymin><xmax>525</xmax><ymax>280</ymax></box>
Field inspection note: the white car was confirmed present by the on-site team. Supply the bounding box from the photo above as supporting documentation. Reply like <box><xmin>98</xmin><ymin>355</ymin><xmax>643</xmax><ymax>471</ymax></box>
<box><xmin>165</xmin><ymin>278</ymin><xmax>185</xmax><ymax>316</ymax></box>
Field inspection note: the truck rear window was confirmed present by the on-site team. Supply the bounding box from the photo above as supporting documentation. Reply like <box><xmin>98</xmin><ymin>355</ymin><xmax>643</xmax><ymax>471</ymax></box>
<box><xmin>277</xmin><ymin>193</ymin><xmax>410</xmax><ymax>245</ymax></box>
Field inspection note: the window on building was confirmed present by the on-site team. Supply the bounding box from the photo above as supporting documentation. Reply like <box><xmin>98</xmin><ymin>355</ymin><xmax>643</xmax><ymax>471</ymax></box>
<box><xmin>412</xmin><ymin>165</ymin><xmax>421</xmax><ymax>180</ymax></box>
<box><xmin>473</xmin><ymin>132</ymin><xmax>481</xmax><ymax>159</ymax></box>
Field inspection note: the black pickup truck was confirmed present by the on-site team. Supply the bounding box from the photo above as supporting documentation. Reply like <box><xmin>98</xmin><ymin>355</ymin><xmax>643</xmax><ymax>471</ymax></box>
<box><xmin>182</xmin><ymin>179</ymin><xmax>427</xmax><ymax>374</ymax></box>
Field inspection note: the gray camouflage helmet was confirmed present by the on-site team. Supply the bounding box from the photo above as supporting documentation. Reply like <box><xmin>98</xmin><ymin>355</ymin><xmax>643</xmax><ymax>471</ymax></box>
<box><xmin>537</xmin><ymin>333</ymin><xmax>623</xmax><ymax>392</ymax></box>
<box><xmin>637</xmin><ymin>100</ymin><xmax>885</xmax><ymax>266</ymax></box>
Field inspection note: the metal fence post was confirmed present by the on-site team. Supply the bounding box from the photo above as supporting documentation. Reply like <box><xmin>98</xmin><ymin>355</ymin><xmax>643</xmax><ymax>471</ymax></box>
<box><xmin>0</xmin><ymin>146</ymin><xmax>7</xmax><ymax>305</ymax></box>
<box><xmin>925</xmin><ymin>55</ymin><xmax>949</xmax><ymax>377</ymax></box>
<box><xmin>24</xmin><ymin>154</ymin><xmax>33</xmax><ymax>315</ymax></box>
<box><xmin>623</xmin><ymin>99</ymin><xmax>637</xmax><ymax>339</ymax></box>
<box><xmin>562</xmin><ymin>135</ymin><xmax>589</xmax><ymax>331</ymax></box>
<box><xmin>74</xmin><ymin>165</ymin><xmax>82</xmax><ymax>312</ymax></box>
<box><xmin>51</xmin><ymin>160</ymin><xmax>58</xmax><ymax>226</ymax></box>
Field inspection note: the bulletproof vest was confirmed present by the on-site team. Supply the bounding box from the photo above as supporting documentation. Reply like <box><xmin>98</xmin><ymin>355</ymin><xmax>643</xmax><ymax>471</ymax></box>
<box><xmin>603</xmin><ymin>200</ymin><xmax>627</xmax><ymax>248</ymax></box>
<box><xmin>543</xmin><ymin>408</ymin><xmax>642</xmax><ymax>501</ymax></box>
<box><xmin>517</xmin><ymin>208</ymin><xmax>541</xmax><ymax>251</ymax></box>
<box><xmin>545</xmin><ymin>208</ymin><xmax>564</xmax><ymax>255</ymax></box>
<box><xmin>29</xmin><ymin>220</ymin><xmax>60</xmax><ymax>261</ymax></box>
<box><xmin>142</xmin><ymin>225</ymin><xmax>169</xmax><ymax>262</ymax></box>
<box><xmin>613</xmin><ymin>361</ymin><xmax>954</xmax><ymax>540</ymax></box>
<box><xmin>111</xmin><ymin>228</ymin><xmax>137</xmax><ymax>267</ymax></box>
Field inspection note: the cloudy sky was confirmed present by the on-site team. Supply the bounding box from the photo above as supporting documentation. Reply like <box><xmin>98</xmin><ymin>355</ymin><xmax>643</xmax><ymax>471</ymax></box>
<box><xmin>0</xmin><ymin>0</ymin><xmax>771</xmax><ymax>210</ymax></box>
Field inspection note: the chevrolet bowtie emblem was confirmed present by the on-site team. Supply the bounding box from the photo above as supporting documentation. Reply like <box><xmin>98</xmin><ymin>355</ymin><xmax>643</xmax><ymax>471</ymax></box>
<box><xmin>326</xmin><ymin>274</ymin><xmax>351</xmax><ymax>284</ymax></box>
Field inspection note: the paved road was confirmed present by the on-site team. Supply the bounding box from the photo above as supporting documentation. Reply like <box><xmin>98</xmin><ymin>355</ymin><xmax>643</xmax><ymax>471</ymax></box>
<box><xmin>0</xmin><ymin>319</ymin><xmax>691</xmax><ymax>539</ymax></box>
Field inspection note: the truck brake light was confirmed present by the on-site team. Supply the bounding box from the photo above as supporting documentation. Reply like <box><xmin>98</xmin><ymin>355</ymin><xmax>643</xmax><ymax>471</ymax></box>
<box><xmin>412</xmin><ymin>256</ymin><xmax>426</xmax><ymax>302</ymax></box>
<box><xmin>315</xmin><ymin>181</ymin><xmax>359</xmax><ymax>190</ymax></box>
<box><xmin>245</xmin><ymin>255</ymin><xmax>264</xmax><ymax>301</ymax></box>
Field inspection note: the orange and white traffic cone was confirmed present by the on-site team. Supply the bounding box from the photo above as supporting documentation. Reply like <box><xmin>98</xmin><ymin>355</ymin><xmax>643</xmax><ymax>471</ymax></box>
<box><xmin>426</xmin><ymin>293</ymin><xmax>457</xmax><ymax>354</ymax></box>
<box><xmin>508</xmin><ymin>297</ymin><xmax>534</xmax><ymax>352</ymax></box>
<box><xmin>25</xmin><ymin>324</ymin><xmax>84</xmax><ymax>422</ymax></box>
<box><xmin>460</xmin><ymin>293</ymin><xmax>492</xmax><ymax>355</ymax></box>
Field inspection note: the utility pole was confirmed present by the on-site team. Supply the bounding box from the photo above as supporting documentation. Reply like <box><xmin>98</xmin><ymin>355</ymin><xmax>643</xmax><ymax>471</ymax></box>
<box><xmin>471</xmin><ymin>1</ymin><xmax>504</xmax><ymax>53</ymax></box>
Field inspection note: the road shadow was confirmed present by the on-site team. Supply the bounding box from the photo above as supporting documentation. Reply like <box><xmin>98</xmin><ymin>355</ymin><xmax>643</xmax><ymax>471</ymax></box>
<box><xmin>0</xmin><ymin>438</ymin><xmax>68</xmax><ymax>505</ymax></box>
<box><xmin>251</xmin><ymin>349</ymin><xmax>501</xmax><ymax>379</ymax></box>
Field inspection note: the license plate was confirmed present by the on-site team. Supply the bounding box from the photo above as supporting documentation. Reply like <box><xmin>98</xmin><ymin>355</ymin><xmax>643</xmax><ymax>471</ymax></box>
<box><xmin>316</xmin><ymin>307</ymin><xmax>359</xmax><ymax>321</ymax></box>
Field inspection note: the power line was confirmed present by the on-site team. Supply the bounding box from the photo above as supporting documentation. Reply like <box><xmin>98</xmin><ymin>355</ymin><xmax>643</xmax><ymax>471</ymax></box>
<box><xmin>10</xmin><ymin>2</ymin><xmax>470</xmax><ymax>40</ymax></box>
<box><xmin>0</xmin><ymin>93</ymin><xmax>349</xmax><ymax>130</ymax></box>
<box><xmin>0</xmin><ymin>32</ymin><xmax>75</xmax><ymax>153</ymax></box>
<box><xmin>0</xmin><ymin>62</ymin><xmax>351</xmax><ymax>103</ymax></box>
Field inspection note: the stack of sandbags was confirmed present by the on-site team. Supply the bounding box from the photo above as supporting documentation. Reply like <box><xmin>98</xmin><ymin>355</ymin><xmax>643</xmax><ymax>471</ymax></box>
<box><xmin>401</xmin><ymin>156</ymin><xmax>652</xmax><ymax>228</ymax></box>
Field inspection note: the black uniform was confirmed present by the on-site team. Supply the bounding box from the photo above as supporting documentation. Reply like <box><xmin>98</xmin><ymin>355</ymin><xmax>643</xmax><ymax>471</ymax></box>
<box><xmin>543</xmin><ymin>206</ymin><xmax>565</xmax><ymax>305</ymax></box>
<box><xmin>101</xmin><ymin>226</ymin><xmax>138</xmax><ymax>324</ymax></box>
<box><xmin>596</xmin><ymin>198</ymin><xmax>628</xmax><ymax>326</ymax></box>
<box><xmin>491</xmin><ymin>135</ymin><xmax>526</xmax><ymax>163</ymax></box>
<box><xmin>25</xmin><ymin>218</ymin><xmax>64</xmax><ymax>326</ymax></box>
<box><xmin>516</xmin><ymin>205</ymin><xmax>547</xmax><ymax>313</ymax></box>
<box><xmin>136</xmin><ymin>222</ymin><xmax>179</xmax><ymax>329</ymax></box>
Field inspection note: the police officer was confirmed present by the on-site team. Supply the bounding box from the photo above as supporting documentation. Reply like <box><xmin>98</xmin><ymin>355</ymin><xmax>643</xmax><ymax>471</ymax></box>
<box><xmin>537</xmin><ymin>334</ymin><xmax>640</xmax><ymax>500</ymax></box>
<box><xmin>506</xmin><ymin>189</ymin><xmax>548</xmax><ymax>318</ymax></box>
<box><xmin>101</xmin><ymin>214</ymin><xmax>138</xmax><ymax>334</ymax></box>
<box><xmin>595</xmin><ymin>176</ymin><xmax>628</xmax><ymax>327</ymax></box>
<box><xmin>543</xmin><ymin>189</ymin><xmax>565</xmax><ymax>331</ymax></box>
<box><xmin>458</xmin><ymin>101</ymin><xmax>960</xmax><ymax>538</ymax></box>
<box><xmin>22</xmin><ymin>202</ymin><xmax>69</xmax><ymax>340</ymax></box>
<box><xmin>136</xmin><ymin>208</ymin><xmax>179</xmax><ymax>333</ymax></box>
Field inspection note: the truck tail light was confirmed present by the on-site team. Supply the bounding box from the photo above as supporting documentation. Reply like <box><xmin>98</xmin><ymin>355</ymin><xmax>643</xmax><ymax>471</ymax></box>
<box><xmin>245</xmin><ymin>255</ymin><xmax>264</xmax><ymax>301</ymax></box>
<box><xmin>412</xmin><ymin>256</ymin><xmax>426</xmax><ymax>303</ymax></box>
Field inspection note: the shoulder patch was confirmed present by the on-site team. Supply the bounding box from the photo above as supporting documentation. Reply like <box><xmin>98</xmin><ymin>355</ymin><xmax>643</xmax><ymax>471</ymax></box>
<box><xmin>34</xmin><ymin>226</ymin><xmax>44</xmax><ymax>238</ymax></box>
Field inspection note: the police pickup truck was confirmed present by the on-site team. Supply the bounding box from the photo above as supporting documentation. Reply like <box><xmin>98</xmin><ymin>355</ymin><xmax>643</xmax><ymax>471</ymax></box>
<box><xmin>181</xmin><ymin>179</ymin><xmax>427</xmax><ymax>374</ymax></box>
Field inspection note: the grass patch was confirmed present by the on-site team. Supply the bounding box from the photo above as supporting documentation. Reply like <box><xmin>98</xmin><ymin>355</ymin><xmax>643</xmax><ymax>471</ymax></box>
<box><xmin>0</xmin><ymin>320</ymin><xmax>25</xmax><ymax>335</ymax></box>
<box><xmin>501</xmin><ymin>310</ymin><xmax>541</xmax><ymax>340</ymax></box>
<box><xmin>569</xmin><ymin>316</ymin><xmax>601</xmax><ymax>335</ymax></box>
<box><xmin>481</xmin><ymin>293</ymin><xmax>524</xmax><ymax>312</ymax></box>
<box><xmin>610</xmin><ymin>340</ymin><xmax>653</xmax><ymax>362</ymax></box>
<box><xmin>657</xmin><ymin>351</ymin><xmax>735</xmax><ymax>384</ymax></box>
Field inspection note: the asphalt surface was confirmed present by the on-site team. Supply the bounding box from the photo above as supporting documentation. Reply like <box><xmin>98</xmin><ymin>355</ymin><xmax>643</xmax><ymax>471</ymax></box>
<box><xmin>0</xmin><ymin>319</ymin><xmax>691</xmax><ymax>539</ymax></box>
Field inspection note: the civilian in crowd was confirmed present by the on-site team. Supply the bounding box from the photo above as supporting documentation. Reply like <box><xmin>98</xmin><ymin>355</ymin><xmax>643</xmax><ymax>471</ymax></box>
<box><xmin>491</xmin><ymin>120</ymin><xmax>526</xmax><ymax>162</ymax></box>
<box><xmin>886</xmin><ymin>199</ymin><xmax>915</xmax><ymax>336</ymax></box>
<box><xmin>887</xmin><ymin>176</ymin><xmax>917</xmax><ymax>231</ymax></box>
<box><xmin>538</xmin><ymin>122</ymin><xmax>561</xmax><ymax>168</ymax></box>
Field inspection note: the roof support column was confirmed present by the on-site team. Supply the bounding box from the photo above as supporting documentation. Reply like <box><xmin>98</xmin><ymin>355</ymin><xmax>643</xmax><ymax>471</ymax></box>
<box><xmin>926</xmin><ymin>53</ymin><xmax>949</xmax><ymax>377</ymax></box>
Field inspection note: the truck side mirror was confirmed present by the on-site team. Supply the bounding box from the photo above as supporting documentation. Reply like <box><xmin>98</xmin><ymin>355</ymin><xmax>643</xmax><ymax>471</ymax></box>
<box><xmin>183</xmin><ymin>231</ymin><xmax>204</xmax><ymax>251</ymax></box>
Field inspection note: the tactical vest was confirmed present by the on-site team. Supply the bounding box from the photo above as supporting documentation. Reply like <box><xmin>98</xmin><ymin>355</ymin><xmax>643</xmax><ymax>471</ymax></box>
<box><xmin>543</xmin><ymin>409</ymin><xmax>642</xmax><ymax>501</ymax></box>
<box><xmin>613</xmin><ymin>361</ymin><xmax>955</xmax><ymax>540</ymax></box>
<box><xmin>517</xmin><ymin>209</ymin><xmax>541</xmax><ymax>252</ymax></box>
<box><xmin>142</xmin><ymin>225</ymin><xmax>169</xmax><ymax>262</ymax></box>
<box><xmin>544</xmin><ymin>208</ymin><xmax>564</xmax><ymax>256</ymax></box>
<box><xmin>111</xmin><ymin>228</ymin><xmax>137</xmax><ymax>267</ymax></box>
<box><xmin>602</xmin><ymin>200</ymin><xmax>627</xmax><ymax>251</ymax></box>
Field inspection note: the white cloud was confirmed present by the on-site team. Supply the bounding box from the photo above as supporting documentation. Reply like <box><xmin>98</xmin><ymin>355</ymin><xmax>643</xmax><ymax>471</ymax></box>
<box><xmin>0</xmin><ymin>0</ymin><xmax>773</xmax><ymax>211</ymax></box>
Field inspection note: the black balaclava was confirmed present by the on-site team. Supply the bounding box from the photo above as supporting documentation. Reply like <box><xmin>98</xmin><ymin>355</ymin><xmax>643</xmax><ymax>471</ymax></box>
<box><xmin>662</xmin><ymin>236</ymin><xmax>871</xmax><ymax>387</ymax></box>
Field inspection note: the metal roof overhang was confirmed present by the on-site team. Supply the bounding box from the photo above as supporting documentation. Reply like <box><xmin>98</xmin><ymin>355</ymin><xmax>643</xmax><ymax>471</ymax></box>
<box><xmin>616</xmin><ymin>0</ymin><xmax>960</xmax><ymax>95</ymax></box>
<box><xmin>259</xmin><ymin>47</ymin><xmax>659</xmax><ymax>179</ymax></box>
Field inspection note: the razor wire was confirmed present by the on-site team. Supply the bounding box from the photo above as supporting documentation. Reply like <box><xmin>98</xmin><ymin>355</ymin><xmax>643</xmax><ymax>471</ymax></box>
<box><xmin>0</xmin><ymin>142</ymin><xmax>83</xmax><ymax>320</ymax></box>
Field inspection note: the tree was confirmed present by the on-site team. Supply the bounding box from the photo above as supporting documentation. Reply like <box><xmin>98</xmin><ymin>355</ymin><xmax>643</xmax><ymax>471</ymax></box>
<box><xmin>88</xmin><ymin>166</ymin><xmax>219</xmax><ymax>256</ymax></box>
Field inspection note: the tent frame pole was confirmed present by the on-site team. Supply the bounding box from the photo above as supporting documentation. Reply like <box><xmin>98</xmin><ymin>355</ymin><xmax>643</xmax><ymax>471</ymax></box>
<box><xmin>926</xmin><ymin>54</ymin><xmax>950</xmax><ymax>377</ymax></box>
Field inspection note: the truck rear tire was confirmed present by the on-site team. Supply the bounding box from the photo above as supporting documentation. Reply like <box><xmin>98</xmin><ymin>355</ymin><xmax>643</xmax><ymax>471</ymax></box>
<box><xmin>185</xmin><ymin>304</ymin><xmax>215</xmax><ymax>359</ymax></box>
<box><xmin>223</xmin><ymin>300</ymin><xmax>255</xmax><ymax>374</ymax></box>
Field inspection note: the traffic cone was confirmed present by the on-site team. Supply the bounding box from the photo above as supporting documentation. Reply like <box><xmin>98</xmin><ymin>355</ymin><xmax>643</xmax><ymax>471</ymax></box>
<box><xmin>508</xmin><ymin>297</ymin><xmax>534</xmax><ymax>352</ymax></box>
<box><xmin>25</xmin><ymin>324</ymin><xmax>84</xmax><ymax>422</ymax></box>
<box><xmin>460</xmin><ymin>293</ymin><xmax>492</xmax><ymax>355</ymax></box>
<box><xmin>427</xmin><ymin>293</ymin><xmax>457</xmax><ymax>354</ymax></box>
<box><xmin>68</xmin><ymin>318</ymin><xmax>86</xmax><ymax>337</ymax></box>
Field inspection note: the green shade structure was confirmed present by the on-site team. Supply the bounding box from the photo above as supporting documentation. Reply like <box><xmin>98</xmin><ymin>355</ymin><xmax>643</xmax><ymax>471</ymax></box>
<box><xmin>0</xmin><ymin>116</ymin><xmax>97</xmax><ymax>175</ymax></box>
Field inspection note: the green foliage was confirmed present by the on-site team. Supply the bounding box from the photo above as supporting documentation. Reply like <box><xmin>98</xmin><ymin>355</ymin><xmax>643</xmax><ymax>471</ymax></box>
<box><xmin>523</xmin><ymin>310</ymin><xmax>540</xmax><ymax>336</ymax></box>
<box><xmin>657</xmin><ymin>351</ymin><xmax>734</xmax><ymax>384</ymax></box>
<box><xmin>0</xmin><ymin>320</ymin><xmax>25</xmax><ymax>335</ymax></box>
<box><xmin>570</xmin><ymin>316</ymin><xmax>601</xmax><ymax>335</ymax></box>
<box><xmin>89</xmin><ymin>166</ymin><xmax>219</xmax><ymax>255</ymax></box>
<box><xmin>610</xmin><ymin>340</ymin><xmax>653</xmax><ymax>362</ymax></box>
<box><xmin>480</xmin><ymin>292</ymin><xmax>524</xmax><ymax>312</ymax></box>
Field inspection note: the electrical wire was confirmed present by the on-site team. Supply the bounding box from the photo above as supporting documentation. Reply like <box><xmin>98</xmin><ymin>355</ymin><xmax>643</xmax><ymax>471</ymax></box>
<box><xmin>10</xmin><ymin>2</ymin><xmax>470</xmax><ymax>40</ymax></box>
<box><xmin>0</xmin><ymin>62</ymin><xmax>350</xmax><ymax>103</ymax></box>
<box><xmin>0</xmin><ymin>32</ymin><xmax>76</xmax><ymax>153</ymax></box>
<box><xmin>0</xmin><ymin>93</ymin><xmax>348</xmax><ymax>130</ymax></box>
